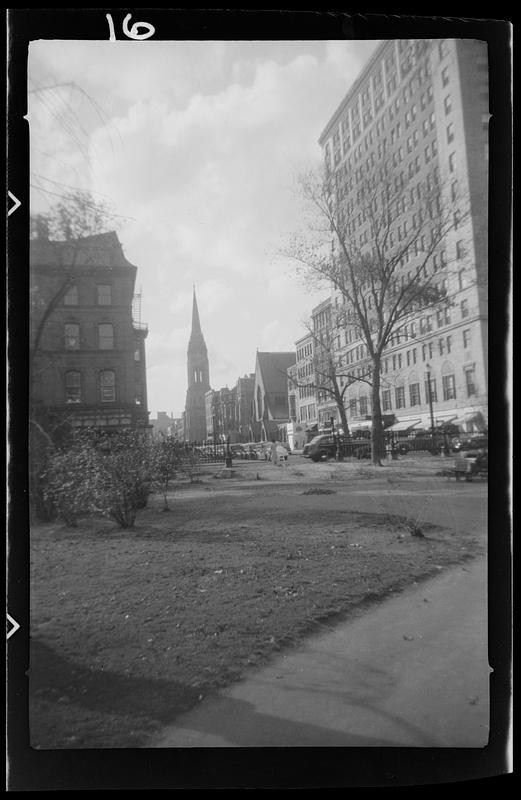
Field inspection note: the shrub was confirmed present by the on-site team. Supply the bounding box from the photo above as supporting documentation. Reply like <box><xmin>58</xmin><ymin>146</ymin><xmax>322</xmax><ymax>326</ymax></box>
<box><xmin>44</xmin><ymin>429</ymin><xmax>154</xmax><ymax>528</ymax></box>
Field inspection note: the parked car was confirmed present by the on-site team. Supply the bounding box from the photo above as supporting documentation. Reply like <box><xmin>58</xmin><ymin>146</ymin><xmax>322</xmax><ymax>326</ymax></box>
<box><xmin>452</xmin><ymin>434</ymin><xmax>488</xmax><ymax>453</ymax></box>
<box><xmin>307</xmin><ymin>434</ymin><xmax>371</xmax><ymax>462</ymax></box>
<box><xmin>230</xmin><ymin>444</ymin><xmax>247</xmax><ymax>459</ymax></box>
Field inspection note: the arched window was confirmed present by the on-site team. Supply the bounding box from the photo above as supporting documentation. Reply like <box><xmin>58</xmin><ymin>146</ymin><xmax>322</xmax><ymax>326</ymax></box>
<box><xmin>100</xmin><ymin>370</ymin><xmax>116</xmax><ymax>403</ymax></box>
<box><xmin>65</xmin><ymin>371</ymin><xmax>81</xmax><ymax>403</ymax></box>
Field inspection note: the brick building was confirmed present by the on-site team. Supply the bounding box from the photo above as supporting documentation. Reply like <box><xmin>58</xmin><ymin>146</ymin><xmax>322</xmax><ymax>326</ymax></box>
<box><xmin>30</xmin><ymin>230</ymin><xmax>149</xmax><ymax>431</ymax></box>
<box><xmin>317</xmin><ymin>38</ymin><xmax>488</xmax><ymax>435</ymax></box>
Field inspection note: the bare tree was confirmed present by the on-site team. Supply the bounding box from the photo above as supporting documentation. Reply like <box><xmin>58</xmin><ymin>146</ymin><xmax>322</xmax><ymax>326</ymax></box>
<box><xmin>287</xmin><ymin>154</ymin><xmax>468</xmax><ymax>465</ymax></box>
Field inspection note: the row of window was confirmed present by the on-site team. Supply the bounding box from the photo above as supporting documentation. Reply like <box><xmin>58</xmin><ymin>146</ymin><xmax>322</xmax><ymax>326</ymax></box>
<box><xmin>299</xmin><ymin>403</ymin><xmax>317</xmax><ymax>422</ymax></box>
<box><xmin>63</xmin><ymin>284</ymin><xmax>113</xmax><ymax>306</ymax></box>
<box><xmin>330</xmin><ymin>54</ymin><xmax>451</xmax><ymax>173</ymax></box>
<box><xmin>65</xmin><ymin>369</ymin><xmax>143</xmax><ymax>405</ymax></box>
<box><xmin>62</xmin><ymin>322</ymin><xmax>141</xmax><ymax>358</ymax></box>
<box><xmin>328</xmin><ymin>43</ymin><xmax>436</xmax><ymax>164</ymax></box>
<box><xmin>381</xmin><ymin>368</ymin><xmax>476</xmax><ymax>410</ymax></box>
<box><xmin>383</xmin><ymin>328</ymin><xmax>473</xmax><ymax>372</ymax></box>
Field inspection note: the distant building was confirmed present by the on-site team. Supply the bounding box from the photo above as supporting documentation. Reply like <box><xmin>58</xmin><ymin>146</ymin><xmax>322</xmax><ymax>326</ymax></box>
<box><xmin>234</xmin><ymin>373</ymin><xmax>255</xmax><ymax>442</ymax></box>
<box><xmin>149</xmin><ymin>411</ymin><xmax>183</xmax><ymax>438</ymax></box>
<box><xmin>250</xmin><ymin>351</ymin><xmax>296</xmax><ymax>442</ymax></box>
<box><xmin>184</xmin><ymin>288</ymin><xmax>210</xmax><ymax>442</ymax></box>
<box><xmin>30</xmin><ymin>230</ymin><xmax>149</xmax><ymax>431</ymax></box>
<box><xmin>287</xmin><ymin>332</ymin><xmax>318</xmax><ymax>450</ymax></box>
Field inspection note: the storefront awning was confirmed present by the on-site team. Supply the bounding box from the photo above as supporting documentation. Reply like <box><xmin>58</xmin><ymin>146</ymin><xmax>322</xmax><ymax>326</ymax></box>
<box><xmin>387</xmin><ymin>418</ymin><xmax>421</xmax><ymax>432</ymax></box>
<box><xmin>350</xmin><ymin>420</ymin><xmax>372</xmax><ymax>430</ymax></box>
<box><xmin>452</xmin><ymin>411</ymin><xmax>487</xmax><ymax>431</ymax></box>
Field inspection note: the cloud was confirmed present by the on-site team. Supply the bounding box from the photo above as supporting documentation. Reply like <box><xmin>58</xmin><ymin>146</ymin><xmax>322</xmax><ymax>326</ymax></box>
<box><xmin>29</xmin><ymin>39</ymin><xmax>380</xmax><ymax>416</ymax></box>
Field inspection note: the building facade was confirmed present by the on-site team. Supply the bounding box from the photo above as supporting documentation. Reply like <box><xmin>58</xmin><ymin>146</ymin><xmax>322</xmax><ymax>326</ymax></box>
<box><xmin>318</xmin><ymin>38</ymin><xmax>488</xmax><ymax>435</ymax></box>
<box><xmin>30</xmin><ymin>230</ymin><xmax>149</xmax><ymax>431</ymax></box>
<box><xmin>234</xmin><ymin>374</ymin><xmax>255</xmax><ymax>442</ymax></box>
<box><xmin>184</xmin><ymin>288</ymin><xmax>210</xmax><ymax>442</ymax></box>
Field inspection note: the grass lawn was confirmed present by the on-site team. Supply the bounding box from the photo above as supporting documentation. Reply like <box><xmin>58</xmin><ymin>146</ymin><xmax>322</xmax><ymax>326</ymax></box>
<box><xmin>29</xmin><ymin>460</ymin><xmax>485</xmax><ymax>748</ymax></box>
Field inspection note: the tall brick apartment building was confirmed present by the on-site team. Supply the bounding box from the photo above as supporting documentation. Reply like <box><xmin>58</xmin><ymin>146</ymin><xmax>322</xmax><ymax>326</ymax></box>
<box><xmin>316</xmin><ymin>38</ymin><xmax>489</xmax><ymax>436</ymax></box>
<box><xmin>30</xmin><ymin>230</ymin><xmax>150</xmax><ymax>431</ymax></box>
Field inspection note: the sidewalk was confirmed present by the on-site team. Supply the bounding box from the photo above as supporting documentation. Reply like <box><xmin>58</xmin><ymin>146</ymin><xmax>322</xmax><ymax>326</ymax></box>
<box><xmin>152</xmin><ymin>555</ymin><xmax>490</xmax><ymax>748</ymax></box>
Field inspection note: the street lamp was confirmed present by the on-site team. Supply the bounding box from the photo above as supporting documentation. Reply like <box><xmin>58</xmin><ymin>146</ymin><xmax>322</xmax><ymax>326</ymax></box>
<box><xmin>425</xmin><ymin>364</ymin><xmax>436</xmax><ymax>453</ymax></box>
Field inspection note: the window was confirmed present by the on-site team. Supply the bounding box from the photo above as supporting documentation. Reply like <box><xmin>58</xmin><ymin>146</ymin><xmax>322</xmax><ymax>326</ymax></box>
<box><xmin>409</xmin><ymin>382</ymin><xmax>421</xmax><ymax>406</ymax></box>
<box><xmin>463</xmin><ymin>329</ymin><xmax>471</xmax><ymax>348</ymax></box>
<box><xmin>63</xmin><ymin>285</ymin><xmax>78</xmax><ymax>306</ymax></box>
<box><xmin>359</xmin><ymin>396</ymin><xmax>368</xmax><ymax>416</ymax></box>
<box><xmin>442</xmin><ymin>374</ymin><xmax>456</xmax><ymax>401</ymax></box>
<box><xmin>100</xmin><ymin>370</ymin><xmax>116</xmax><ymax>403</ymax></box>
<box><xmin>441</xmin><ymin>66</ymin><xmax>450</xmax><ymax>87</ymax></box>
<box><xmin>456</xmin><ymin>239</ymin><xmax>466</xmax><ymax>259</ymax></box>
<box><xmin>134</xmin><ymin>348</ymin><xmax>141</xmax><ymax>362</ymax></box>
<box><xmin>449</xmin><ymin>152</ymin><xmax>456</xmax><ymax>173</ymax></box>
<box><xmin>135</xmin><ymin>380</ymin><xmax>143</xmax><ymax>405</ymax></box>
<box><xmin>64</xmin><ymin>322</ymin><xmax>80</xmax><ymax>350</ymax></box>
<box><xmin>382</xmin><ymin>389</ymin><xmax>392</xmax><ymax>411</ymax></box>
<box><xmin>97</xmin><ymin>284</ymin><xmax>112</xmax><ymax>306</ymax></box>
<box><xmin>444</xmin><ymin>95</ymin><xmax>452</xmax><ymax>115</ymax></box>
<box><xmin>446</xmin><ymin>335</ymin><xmax>453</xmax><ymax>353</ymax></box>
<box><xmin>98</xmin><ymin>323</ymin><xmax>114</xmax><ymax>350</ymax></box>
<box><xmin>465</xmin><ymin>368</ymin><xmax>476</xmax><ymax>397</ymax></box>
<box><xmin>461</xmin><ymin>299</ymin><xmax>469</xmax><ymax>318</ymax></box>
<box><xmin>65</xmin><ymin>371</ymin><xmax>81</xmax><ymax>403</ymax></box>
<box><xmin>458</xmin><ymin>269</ymin><xmax>465</xmax><ymax>291</ymax></box>
<box><xmin>447</xmin><ymin>122</ymin><xmax>455</xmax><ymax>143</ymax></box>
<box><xmin>451</xmin><ymin>179</ymin><xmax>458</xmax><ymax>201</ymax></box>
<box><xmin>395</xmin><ymin>386</ymin><xmax>406</xmax><ymax>409</ymax></box>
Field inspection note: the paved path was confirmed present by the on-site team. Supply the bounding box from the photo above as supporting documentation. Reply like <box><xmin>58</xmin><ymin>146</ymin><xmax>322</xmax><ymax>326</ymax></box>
<box><xmin>152</xmin><ymin>554</ymin><xmax>489</xmax><ymax>748</ymax></box>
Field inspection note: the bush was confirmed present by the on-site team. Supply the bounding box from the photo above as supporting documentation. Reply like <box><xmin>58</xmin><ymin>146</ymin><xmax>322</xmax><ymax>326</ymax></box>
<box><xmin>44</xmin><ymin>429</ymin><xmax>154</xmax><ymax>528</ymax></box>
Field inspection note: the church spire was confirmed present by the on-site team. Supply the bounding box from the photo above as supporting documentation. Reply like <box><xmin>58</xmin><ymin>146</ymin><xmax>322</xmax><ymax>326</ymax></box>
<box><xmin>191</xmin><ymin>285</ymin><xmax>202</xmax><ymax>336</ymax></box>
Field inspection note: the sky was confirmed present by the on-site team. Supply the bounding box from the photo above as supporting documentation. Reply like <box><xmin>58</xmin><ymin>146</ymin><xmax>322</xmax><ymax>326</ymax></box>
<box><xmin>28</xmin><ymin>37</ymin><xmax>380</xmax><ymax>418</ymax></box>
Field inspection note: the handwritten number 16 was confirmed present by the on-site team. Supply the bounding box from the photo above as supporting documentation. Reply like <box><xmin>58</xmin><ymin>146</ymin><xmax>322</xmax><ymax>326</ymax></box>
<box><xmin>106</xmin><ymin>13</ymin><xmax>155</xmax><ymax>41</ymax></box>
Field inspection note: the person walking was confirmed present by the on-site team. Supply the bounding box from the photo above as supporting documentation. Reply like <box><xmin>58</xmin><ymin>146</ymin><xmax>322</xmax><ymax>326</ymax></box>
<box><xmin>270</xmin><ymin>439</ymin><xmax>280</xmax><ymax>466</ymax></box>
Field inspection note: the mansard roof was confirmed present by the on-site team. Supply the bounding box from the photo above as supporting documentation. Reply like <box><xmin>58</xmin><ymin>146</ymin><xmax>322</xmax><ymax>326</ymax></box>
<box><xmin>30</xmin><ymin>231</ymin><xmax>137</xmax><ymax>271</ymax></box>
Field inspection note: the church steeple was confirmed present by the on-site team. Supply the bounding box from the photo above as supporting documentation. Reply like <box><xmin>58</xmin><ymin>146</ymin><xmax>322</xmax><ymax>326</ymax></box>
<box><xmin>184</xmin><ymin>285</ymin><xmax>210</xmax><ymax>442</ymax></box>
<box><xmin>190</xmin><ymin>285</ymin><xmax>202</xmax><ymax>337</ymax></box>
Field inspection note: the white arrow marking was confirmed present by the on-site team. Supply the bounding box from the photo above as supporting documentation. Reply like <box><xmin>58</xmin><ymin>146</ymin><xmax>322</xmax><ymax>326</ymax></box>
<box><xmin>7</xmin><ymin>613</ymin><xmax>20</xmax><ymax>640</ymax></box>
<box><xmin>8</xmin><ymin>191</ymin><xmax>21</xmax><ymax>216</ymax></box>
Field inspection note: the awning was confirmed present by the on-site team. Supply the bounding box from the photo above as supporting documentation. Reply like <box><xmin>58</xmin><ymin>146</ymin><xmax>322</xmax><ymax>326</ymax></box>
<box><xmin>435</xmin><ymin>415</ymin><xmax>458</xmax><ymax>424</ymax></box>
<box><xmin>350</xmin><ymin>420</ymin><xmax>372</xmax><ymax>430</ymax></box>
<box><xmin>387</xmin><ymin>418</ymin><xmax>422</xmax><ymax>432</ymax></box>
<box><xmin>452</xmin><ymin>411</ymin><xmax>487</xmax><ymax>430</ymax></box>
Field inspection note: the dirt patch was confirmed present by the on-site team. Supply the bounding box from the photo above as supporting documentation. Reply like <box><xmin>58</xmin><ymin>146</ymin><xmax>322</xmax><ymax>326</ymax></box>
<box><xmin>29</xmin><ymin>478</ymin><xmax>484</xmax><ymax>749</ymax></box>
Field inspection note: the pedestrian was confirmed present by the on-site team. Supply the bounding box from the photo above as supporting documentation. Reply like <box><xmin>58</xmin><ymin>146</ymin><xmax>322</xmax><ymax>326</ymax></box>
<box><xmin>270</xmin><ymin>438</ymin><xmax>280</xmax><ymax>466</ymax></box>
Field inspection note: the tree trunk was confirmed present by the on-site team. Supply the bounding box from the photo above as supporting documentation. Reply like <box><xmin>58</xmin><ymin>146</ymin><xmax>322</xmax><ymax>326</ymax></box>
<box><xmin>371</xmin><ymin>357</ymin><xmax>386</xmax><ymax>466</ymax></box>
<box><xmin>337</xmin><ymin>399</ymin><xmax>350</xmax><ymax>438</ymax></box>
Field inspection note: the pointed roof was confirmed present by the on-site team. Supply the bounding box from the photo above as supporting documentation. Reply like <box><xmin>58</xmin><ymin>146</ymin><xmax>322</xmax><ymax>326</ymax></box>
<box><xmin>188</xmin><ymin>285</ymin><xmax>207</xmax><ymax>353</ymax></box>
<box><xmin>191</xmin><ymin>286</ymin><xmax>202</xmax><ymax>336</ymax></box>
